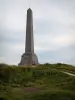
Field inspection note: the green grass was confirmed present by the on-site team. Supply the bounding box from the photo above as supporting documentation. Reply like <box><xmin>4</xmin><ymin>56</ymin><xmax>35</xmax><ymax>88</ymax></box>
<box><xmin>0</xmin><ymin>63</ymin><xmax>75</xmax><ymax>100</ymax></box>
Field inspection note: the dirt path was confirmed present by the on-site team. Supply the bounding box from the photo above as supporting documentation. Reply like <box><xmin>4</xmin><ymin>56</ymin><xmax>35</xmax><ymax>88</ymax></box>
<box><xmin>62</xmin><ymin>71</ymin><xmax>75</xmax><ymax>77</ymax></box>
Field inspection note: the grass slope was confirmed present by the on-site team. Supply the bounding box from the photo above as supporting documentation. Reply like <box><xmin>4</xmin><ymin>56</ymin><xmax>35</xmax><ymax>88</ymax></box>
<box><xmin>0</xmin><ymin>63</ymin><xmax>75</xmax><ymax>100</ymax></box>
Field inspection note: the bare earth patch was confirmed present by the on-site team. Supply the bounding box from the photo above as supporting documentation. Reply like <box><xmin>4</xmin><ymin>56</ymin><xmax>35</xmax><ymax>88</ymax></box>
<box><xmin>24</xmin><ymin>87</ymin><xmax>41</xmax><ymax>92</ymax></box>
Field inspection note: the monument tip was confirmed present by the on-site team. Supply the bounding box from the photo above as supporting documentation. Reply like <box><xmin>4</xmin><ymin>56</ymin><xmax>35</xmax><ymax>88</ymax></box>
<box><xmin>27</xmin><ymin>8</ymin><xmax>32</xmax><ymax>11</ymax></box>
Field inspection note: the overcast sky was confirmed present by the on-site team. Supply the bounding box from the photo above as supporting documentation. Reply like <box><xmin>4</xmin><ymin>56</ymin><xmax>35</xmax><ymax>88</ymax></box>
<box><xmin>0</xmin><ymin>0</ymin><xmax>75</xmax><ymax>65</ymax></box>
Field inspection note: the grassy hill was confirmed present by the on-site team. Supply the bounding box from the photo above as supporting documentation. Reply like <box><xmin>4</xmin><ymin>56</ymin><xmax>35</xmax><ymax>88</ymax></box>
<box><xmin>0</xmin><ymin>63</ymin><xmax>75</xmax><ymax>100</ymax></box>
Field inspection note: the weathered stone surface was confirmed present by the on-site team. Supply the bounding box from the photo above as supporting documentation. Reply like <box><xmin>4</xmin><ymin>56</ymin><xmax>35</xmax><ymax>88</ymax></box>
<box><xmin>19</xmin><ymin>53</ymin><xmax>38</xmax><ymax>66</ymax></box>
<box><xmin>19</xmin><ymin>8</ymin><xmax>39</xmax><ymax>66</ymax></box>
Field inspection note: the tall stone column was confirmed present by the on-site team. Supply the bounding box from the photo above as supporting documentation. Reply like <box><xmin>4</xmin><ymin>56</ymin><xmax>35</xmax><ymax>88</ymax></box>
<box><xmin>19</xmin><ymin>8</ymin><xmax>39</xmax><ymax>66</ymax></box>
<box><xmin>25</xmin><ymin>8</ymin><xmax>34</xmax><ymax>53</ymax></box>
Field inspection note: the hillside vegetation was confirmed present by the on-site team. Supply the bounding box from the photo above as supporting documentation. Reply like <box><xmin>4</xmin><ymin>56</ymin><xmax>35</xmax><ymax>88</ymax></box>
<box><xmin>0</xmin><ymin>63</ymin><xmax>75</xmax><ymax>100</ymax></box>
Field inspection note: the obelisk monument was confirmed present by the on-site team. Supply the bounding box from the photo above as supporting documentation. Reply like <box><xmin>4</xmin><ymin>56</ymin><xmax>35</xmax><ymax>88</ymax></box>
<box><xmin>19</xmin><ymin>8</ymin><xmax>39</xmax><ymax>66</ymax></box>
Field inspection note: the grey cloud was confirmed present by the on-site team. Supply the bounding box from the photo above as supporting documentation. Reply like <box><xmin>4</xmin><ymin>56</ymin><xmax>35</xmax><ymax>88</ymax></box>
<box><xmin>0</xmin><ymin>0</ymin><xmax>75</xmax><ymax>65</ymax></box>
<box><xmin>34</xmin><ymin>19</ymin><xmax>70</xmax><ymax>36</ymax></box>
<box><xmin>0</xmin><ymin>30</ymin><xmax>24</xmax><ymax>44</ymax></box>
<box><xmin>38</xmin><ymin>44</ymin><xmax>75</xmax><ymax>65</ymax></box>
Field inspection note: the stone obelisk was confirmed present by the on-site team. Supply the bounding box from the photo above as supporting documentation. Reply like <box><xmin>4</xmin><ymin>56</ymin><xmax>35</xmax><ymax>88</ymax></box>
<box><xmin>18</xmin><ymin>8</ymin><xmax>39</xmax><ymax>66</ymax></box>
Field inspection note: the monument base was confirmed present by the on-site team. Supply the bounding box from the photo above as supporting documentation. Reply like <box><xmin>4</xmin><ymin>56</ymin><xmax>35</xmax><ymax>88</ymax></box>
<box><xmin>18</xmin><ymin>52</ymin><xmax>39</xmax><ymax>66</ymax></box>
